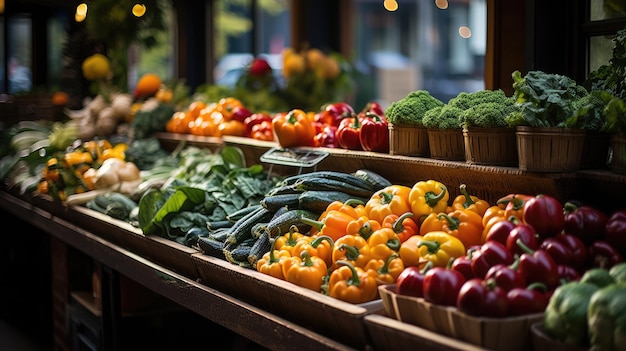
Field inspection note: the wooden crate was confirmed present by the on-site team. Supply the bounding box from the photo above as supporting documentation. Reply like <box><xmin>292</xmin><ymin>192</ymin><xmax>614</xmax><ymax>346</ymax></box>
<box><xmin>192</xmin><ymin>253</ymin><xmax>383</xmax><ymax>349</ymax></box>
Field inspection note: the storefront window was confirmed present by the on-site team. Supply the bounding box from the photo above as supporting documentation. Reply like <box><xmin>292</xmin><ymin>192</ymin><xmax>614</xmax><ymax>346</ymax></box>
<box><xmin>351</xmin><ymin>0</ymin><xmax>486</xmax><ymax>106</ymax></box>
<box><xmin>8</xmin><ymin>16</ymin><xmax>31</xmax><ymax>94</ymax></box>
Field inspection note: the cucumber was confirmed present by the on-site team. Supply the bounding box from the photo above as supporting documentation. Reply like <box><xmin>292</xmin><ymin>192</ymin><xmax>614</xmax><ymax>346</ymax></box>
<box><xmin>227</xmin><ymin>204</ymin><xmax>262</xmax><ymax>223</ymax></box>
<box><xmin>254</xmin><ymin>209</ymin><xmax>319</xmax><ymax>239</ymax></box>
<box><xmin>279</xmin><ymin>170</ymin><xmax>376</xmax><ymax>190</ymax></box>
<box><xmin>293</xmin><ymin>177</ymin><xmax>375</xmax><ymax>198</ymax></box>
<box><xmin>353</xmin><ymin>169</ymin><xmax>392</xmax><ymax>190</ymax></box>
<box><xmin>247</xmin><ymin>230</ymin><xmax>272</xmax><ymax>267</ymax></box>
<box><xmin>298</xmin><ymin>190</ymin><xmax>368</xmax><ymax>213</ymax></box>
<box><xmin>260</xmin><ymin>193</ymin><xmax>301</xmax><ymax>211</ymax></box>
<box><xmin>225</xmin><ymin>206</ymin><xmax>274</xmax><ymax>245</ymax></box>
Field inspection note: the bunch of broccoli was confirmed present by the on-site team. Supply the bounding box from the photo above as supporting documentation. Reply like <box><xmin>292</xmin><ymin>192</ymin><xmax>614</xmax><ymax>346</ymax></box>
<box><xmin>422</xmin><ymin>89</ymin><xmax>517</xmax><ymax>129</ymax></box>
<box><xmin>385</xmin><ymin>90</ymin><xmax>445</xmax><ymax>127</ymax></box>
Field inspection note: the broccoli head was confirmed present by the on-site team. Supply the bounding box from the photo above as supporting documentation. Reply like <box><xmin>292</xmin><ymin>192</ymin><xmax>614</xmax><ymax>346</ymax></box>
<box><xmin>461</xmin><ymin>99</ymin><xmax>519</xmax><ymax>128</ymax></box>
<box><xmin>448</xmin><ymin>89</ymin><xmax>511</xmax><ymax>110</ymax></box>
<box><xmin>565</xmin><ymin>90</ymin><xmax>620</xmax><ymax>131</ymax></box>
<box><xmin>422</xmin><ymin>105</ymin><xmax>463</xmax><ymax>129</ymax></box>
<box><xmin>385</xmin><ymin>90</ymin><xmax>445</xmax><ymax>126</ymax></box>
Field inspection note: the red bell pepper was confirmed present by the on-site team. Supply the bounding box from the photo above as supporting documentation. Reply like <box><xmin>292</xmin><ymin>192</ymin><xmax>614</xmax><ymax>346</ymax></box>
<box><xmin>250</xmin><ymin>120</ymin><xmax>274</xmax><ymax>141</ymax></box>
<box><xmin>422</xmin><ymin>266</ymin><xmax>466</xmax><ymax>306</ymax></box>
<box><xmin>457</xmin><ymin>278</ymin><xmax>509</xmax><ymax>317</ymax></box>
<box><xmin>604</xmin><ymin>210</ymin><xmax>626</xmax><ymax>257</ymax></box>
<box><xmin>516</xmin><ymin>238</ymin><xmax>560</xmax><ymax>289</ymax></box>
<box><xmin>450</xmin><ymin>246</ymin><xmax>480</xmax><ymax>281</ymax></box>
<box><xmin>484</xmin><ymin>216</ymin><xmax>519</xmax><ymax>246</ymax></box>
<box><xmin>315</xmin><ymin>102</ymin><xmax>355</xmax><ymax>127</ymax></box>
<box><xmin>395</xmin><ymin>261</ymin><xmax>432</xmax><ymax>297</ymax></box>
<box><xmin>359</xmin><ymin>100</ymin><xmax>385</xmax><ymax>116</ymax></box>
<box><xmin>506</xmin><ymin>282</ymin><xmax>549</xmax><ymax>316</ymax></box>
<box><xmin>230</xmin><ymin>105</ymin><xmax>253</xmax><ymax>123</ymax></box>
<box><xmin>313</xmin><ymin>125</ymin><xmax>339</xmax><ymax>148</ymax></box>
<box><xmin>505</xmin><ymin>221</ymin><xmax>539</xmax><ymax>256</ymax></box>
<box><xmin>471</xmin><ymin>240</ymin><xmax>514</xmax><ymax>279</ymax></box>
<box><xmin>336</xmin><ymin>114</ymin><xmax>363</xmax><ymax>150</ymax></box>
<box><xmin>244</xmin><ymin>113</ymin><xmax>273</xmax><ymax>137</ymax></box>
<box><xmin>522</xmin><ymin>194</ymin><xmax>565</xmax><ymax>239</ymax></box>
<box><xmin>557</xmin><ymin>264</ymin><xmax>581</xmax><ymax>283</ymax></box>
<box><xmin>563</xmin><ymin>201</ymin><xmax>608</xmax><ymax>245</ymax></box>
<box><xmin>359</xmin><ymin>112</ymin><xmax>389</xmax><ymax>153</ymax></box>
<box><xmin>484</xmin><ymin>256</ymin><xmax>526</xmax><ymax>291</ymax></box>
<box><xmin>588</xmin><ymin>240</ymin><xmax>623</xmax><ymax>269</ymax></box>
<box><xmin>539</xmin><ymin>233</ymin><xmax>587</xmax><ymax>273</ymax></box>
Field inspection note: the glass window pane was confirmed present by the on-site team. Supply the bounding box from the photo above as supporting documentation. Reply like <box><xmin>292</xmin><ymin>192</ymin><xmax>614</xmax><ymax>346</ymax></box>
<box><xmin>589</xmin><ymin>34</ymin><xmax>616</xmax><ymax>73</ymax></box>
<box><xmin>8</xmin><ymin>17</ymin><xmax>32</xmax><ymax>94</ymax></box>
<box><xmin>352</xmin><ymin>0</ymin><xmax>486</xmax><ymax>107</ymax></box>
<box><xmin>590</xmin><ymin>0</ymin><xmax>626</xmax><ymax>21</ymax></box>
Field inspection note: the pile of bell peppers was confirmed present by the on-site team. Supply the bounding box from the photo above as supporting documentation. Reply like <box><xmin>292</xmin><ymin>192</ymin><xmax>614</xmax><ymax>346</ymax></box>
<box><xmin>254</xmin><ymin>177</ymin><xmax>626</xmax><ymax>316</ymax></box>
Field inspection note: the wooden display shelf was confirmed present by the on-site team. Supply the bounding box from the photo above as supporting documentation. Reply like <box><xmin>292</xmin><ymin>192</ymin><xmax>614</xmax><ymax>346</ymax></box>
<box><xmin>155</xmin><ymin>132</ymin><xmax>626</xmax><ymax>211</ymax></box>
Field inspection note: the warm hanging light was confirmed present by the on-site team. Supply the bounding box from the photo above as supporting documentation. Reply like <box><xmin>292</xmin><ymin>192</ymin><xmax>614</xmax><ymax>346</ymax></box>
<box><xmin>0</xmin><ymin>0</ymin><xmax>5</xmax><ymax>14</ymax></box>
<box><xmin>75</xmin><ymin>3</ymin><xmax>88</xmax><ymax>22</ymax></box>
<box><xmin>435</xmin><ymin>0</ymin><xmax>449</xmax><ymax>10</ymax></box>
<box><xmin>383</xmin><ymin>0</ymin><xmax>398</xmax><ymax>12</ymax></box>
<box><xmin>132</xmin><ymin>3</ymin><xmax>146</xmax><ymax>17</ymax></box>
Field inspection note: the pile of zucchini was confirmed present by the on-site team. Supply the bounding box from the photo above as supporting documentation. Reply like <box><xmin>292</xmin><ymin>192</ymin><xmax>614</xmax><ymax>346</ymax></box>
<box><xmin>196</xmin><ymin>169</ymin><xmax>391</xmax><ymax>268</ymax></box>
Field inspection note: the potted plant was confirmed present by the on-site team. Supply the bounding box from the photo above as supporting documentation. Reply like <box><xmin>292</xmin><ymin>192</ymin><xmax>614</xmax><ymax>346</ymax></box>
<box><xmin>458</xmin><ymin>89</ymin><xmax>520</xmax><ymax>166</ymax></box>
<box><xmin>385</xmin><ymin>90</ymin><xmax>444</xmax><ymax>156</ymax></box>
<box><xmin>505</xmin><ymin>70</ymin><xmax>589</xmax><ymax>172</ymax></box>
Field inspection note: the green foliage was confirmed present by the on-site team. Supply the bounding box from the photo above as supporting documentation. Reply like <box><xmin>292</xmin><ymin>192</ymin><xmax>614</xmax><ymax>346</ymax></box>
<box><xmin>564</xmin><ymin>90</ymin><xmax>618</xmax><ymax>131</ymax></box>
<box><xmin>507</xmin><ymin>70</ymin><xmax>589</xmax><ymax>127</ymax></box>
<box><xmin>130</xmin><ymin>102</ymin><xmax>176</xmax><ymax>139</ymax></box>
<box><xmin>385</xmin><ymin>90</ymin><xmax>445</xmax><ymax>127</ymax></box>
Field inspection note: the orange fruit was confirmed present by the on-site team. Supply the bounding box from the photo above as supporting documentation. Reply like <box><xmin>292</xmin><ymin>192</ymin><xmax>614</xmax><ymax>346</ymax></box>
<box><xmin>51</xmin><ymin>91</ymin><xmax>69</xmax><ymax>106</ymax></box>
<box><xmin>135</xmin><ymin>73</ymin><xmax>162</xmax><ymax>98</ymax></box>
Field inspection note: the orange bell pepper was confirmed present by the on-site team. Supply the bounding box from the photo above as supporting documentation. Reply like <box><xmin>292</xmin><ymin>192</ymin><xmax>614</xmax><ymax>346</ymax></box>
<box><xmin>302</xmin><ymin>210</ymin><xmax>356</xmax><ymax>242</ymax></box>
<box><xmin>398</xmin><ymin>234</ymin><xmax>424</xmax><ymax>267</ymax></box>
<box><xmin>272</xmin><ymin>109</ymin><xmax>316</xmax><ymax>148</ymax></box>
<box><xmin>481</xmin><ymin>205</ymin><xmax>507</xmax><ymax>242</ymax></box>
<box><xmin>219</xmin><ymin>119</ymin><xmax>247</xmax><ymax>136</ymax></box>
<box><xmin>449</xmin><ymin>184</ymin><xmax>490</xmax><ymax>217</ymax></box>
<box><xmin>497</xmin><ymin>193</ymin><xmax>532</xmax><ymax>220</ymax></box>
<box><xmin>382</xmin><ymin>212</ymin><xmax>419</xmax><ymax>243</ymax></box>
<box><xmin>274</xmin><ymin>225</ymin><xmax>309</xmax><ymax>256</ymax></box>
<box><xmin>365</xmin><ymin>185</ymin><xmax>412</xmax><ymax>223</ymax></box>
<box><xmin>327</xmin><ymin>260</ymin><xmax>379</xmax><ymax>304</ymax></box>
<box><xmin>216</xmin><ymin>97</ymin><xmax>243</xmax><ymax>121</ymax></box>
<box><xmin>437</xmin><ymin>209</ymin><xmax>484</xmax><ymax>247</ymax></box>
<box><xmin>345</xmin><ymin>215</ymin><xmax>381</xmax><ymax>240</ymax></box>
<box><xmin>419</xmin><ymin>212</ymin><xmax>445</xmax><ymax>235</ymax></box>
<box><xmin>319</xmin><ymin>199</ymin><xmax>367</xmax><ymax>220</ymax></box>
<box><xmin>367</xmin><ymin>227</ymin><xmax>401</xmax><ymax>261</ymax></box>
<box><xmin>364</xmin><ymin>253</ymin><xmax>405</xmax><ymax>285</ymax></box>
<box><xmin>417</xmin><ymin>231</ymin><xmax>465</xmax><ymax>267</ymax></box>
<box><xmin>256</xmin><ymin>239</ymin><xmax>292</xmax><ymax>280</ymax></box>
<box><xmin>190</xmin><ymin>116</ymin><xmax>220</xmax><ymax>137</ymax></box>
<box><xmin>331</xmin><ymin>234</ymin><xmax>372</xmax><ymax>269</ymax></box>
<box><xmin>282</xmin><ymin>251</ymin><xmax>328</xmax><ymax>292</ymax></box>
<box><xmin>292</xmin><ymin>235</ymin><xmax>334</xmax><ymax>267</ymax></box>
<box><xmin>409</xmin><ymin>180</ymin><xmax>449</xmax><ymax>220</ymax></box>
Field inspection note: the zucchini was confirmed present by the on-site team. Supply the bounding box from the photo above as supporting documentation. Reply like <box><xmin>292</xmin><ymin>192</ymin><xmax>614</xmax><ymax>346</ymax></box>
<box><xmin>197</xmin><ymin>236</ymin><xmax>226</xmax><ymax>259</ymax></box>
<box><xmin>104</xmin><ymin>202</ymin><xmax>132</xmax><ymax>221</ymax></box>
<box><xmin>260</xmin><ymin>193</ymin><xmax>301</xmax><ymax>211</ymax></box>
<box><xmin>95</xmin><ymin>192</ymin><xmax>138</xmax><ymax>213</ymax></box>
<box><xmin>247</xmin><ymin>230</ymin><xmax>272</xmax><ymax>267</ymax></box>
<box><xmin>298</xmin><ymin>190</ymin><xmax>367</xmax><ymax>213</ymax></box>
<box><xmin>264</xmin><ymin>183</ymin><xmax>301</xmax><ymax>197</ymax></box>
<box><xmin>293</xmin><ymin>177</ymin><xmax>375</xmax><ymax>198</ymax></box>
<box><xmin>206</xmin><ymin>220</ymin><xmax>234</xmax><ymax>231</ymax></box>
<box><xmin>254</xmin><ymin>209</ymin><xmax>319</xmax><ymax>239</ymax></box>
<box><xmin>225</xmin><ymin>206</ymin><xmax>274</xmax><ymax>245</ymax></box>
<box><xmin>223</xmin><ymin>236</ymin><xmax>256</xmax><ymax>267</ymax></box>
<box><xmin>227</xmin><ymin>204</ymin><xmax>262</xmax><ymax>223</ymax></box>
<box><xmin>353</xmin><ymin>169</ymin><xmax>392</xmax><ymax>190</ymax></box>
<box><xmin>279</xmin><ymin>170</ymin><xmax>375</xmax><ymax>190</ymax></box>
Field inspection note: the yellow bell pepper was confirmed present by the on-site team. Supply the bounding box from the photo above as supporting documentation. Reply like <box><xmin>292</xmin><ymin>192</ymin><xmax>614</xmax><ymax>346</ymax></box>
<box><xmin>409</xmin><ymin>180</ymin><xmax>449</xmax><ymax>220</ymax></box>
<box><xmin>367</xmin><ymin>227</ymin><xmax>401</xmax><ymax>261</ymax></box>
<box><xmin>417</xmin><ymin>231</ymin><xmax>465</xmax><ymax>267</ymax></box>
<box><xmin>327</xmin><ymin>260</ymin><xmax>378</xmax><ymax>303</ymax></box>
<box><xmin>274</xmin><ymin>225</ymin><xmax>308</xmax><ymax>256</ymax></box>
<box><xmin>345</xmin><ymin>215</ymin><xmax>381</xmax><ymax>240</ymax></box>
<box><xmin>365</xmin><ymin>185</ymin><xmax>412</xmax><ymax>223</ymax></box>
<box><xmin>364</xmin><ymin>254</ymin><xmax>405</xmax><ymax>285</ymax></box>
<box><xmin>449</xmin><ymin>184</ymin><xmax>490</xmax><ymax>217</ymax></box>
<box><xmin>292</xmin><ymin>235</ymin><xmax>334</xmax><ymax>267</ymax></box>
<box><xmin>282</xmin><ymin>251</ymin><xmax>328</xmax><ymax>292</ymax></box>
<box><xmin>331</xmin><ymin>234</ymin><xmax>371</xmax><ymax>269</ymax></box>
<box><xmin>256</xmin><ymin>239</ymin><xmax>291</xmax><ymax>280</ymax></box>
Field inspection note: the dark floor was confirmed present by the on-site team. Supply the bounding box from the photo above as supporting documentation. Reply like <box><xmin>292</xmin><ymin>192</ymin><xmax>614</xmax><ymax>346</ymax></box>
<box><xmin>0</xmin><ymin>211</ymin><xmax>269</xmax><ymax>351</ymax></box>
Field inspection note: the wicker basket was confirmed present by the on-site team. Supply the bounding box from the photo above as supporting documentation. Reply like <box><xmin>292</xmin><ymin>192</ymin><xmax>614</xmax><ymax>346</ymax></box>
<box><xmin>463</xmin><ymin>127</ymin><xmax>518</xmax><ymax>166</ymax></box>
<box><xmin>516</xmin><ymin>126</ymin><xmax>585</xmax><ymax>172</ymax></box>
<box><xmin>388</xmin><ymin>123</ymin><xmax>430</xmax><ymax>156</ymax></box>
<box><xmin>610</xmin><ymin>133</ymin><xmax>626</xmax><ymax>175</ymax></box>
<box><xmin>580</xmin><ymin>131</ymin><xmax>610</xmax><ymax>169</ymax></box>
<box><xmin>427</xmin><ymin>128</ymin><xmax>465</xmax><ymax>161</ymax></box>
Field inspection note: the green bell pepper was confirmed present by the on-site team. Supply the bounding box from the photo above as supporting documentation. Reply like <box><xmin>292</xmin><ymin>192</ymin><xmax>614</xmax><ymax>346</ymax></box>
<box><xmin>543</xmin><ymin>281</ymin><xmax>599</xmax><ymax>347</ymax></box>
<box><xmin>609</xmin><ymin>262</ymin><xmax>626</xmax><ymax>284</ymax></box>
<box><xmin>588</xmin><ymin>283</ymin><xmax>626</xmax><ymax>351</ymax></box>
<box><xmin>581</xmin><ymin>268</ymin><xmax>617</xmax><ymax>288</ymax></box>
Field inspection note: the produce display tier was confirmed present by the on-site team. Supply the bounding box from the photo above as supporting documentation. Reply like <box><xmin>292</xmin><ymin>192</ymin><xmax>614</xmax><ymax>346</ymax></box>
<box><xmin>155</xmin><ymin>132</ymin><xmax>626</xmax><ymax>212</ymax></box>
